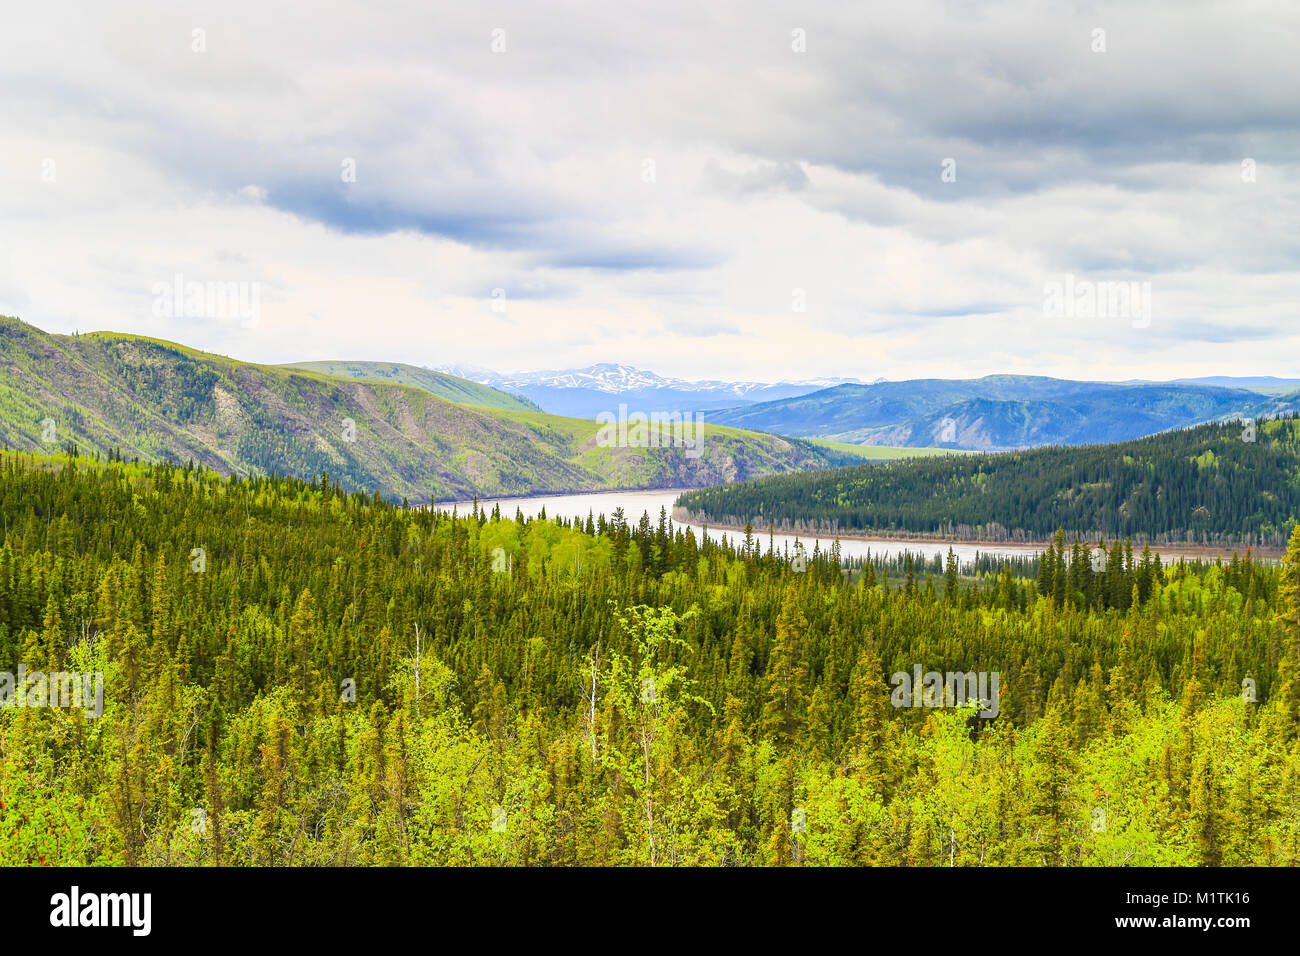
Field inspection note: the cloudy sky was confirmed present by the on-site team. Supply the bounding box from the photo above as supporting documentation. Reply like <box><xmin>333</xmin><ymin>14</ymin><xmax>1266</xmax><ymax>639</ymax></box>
<box><xmin>2</xmin><ymin>0</ymin><xmax>1297</xmax><ymax>382</ymax></box>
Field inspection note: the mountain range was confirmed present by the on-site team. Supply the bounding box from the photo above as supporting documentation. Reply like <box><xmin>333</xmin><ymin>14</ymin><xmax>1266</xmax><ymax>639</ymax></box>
<box><xmin>7</xmin><ymin>315</ymin><xmax>1297</xmax><ymax>497</ymax></box>
<box><xmin>430</xmin><ymin>363</ymin><xmax>1300</xmax><ymax>451</ymax></box>
<box><xmin>705</xmin><ymin>375</ymin><xmax>1300</xmax><ymax>451</ymax></box>
<box><xmin>434</xmin><ymin>362</ymin><xmax>869</xmax><ymax>418</ymax></box>
<box><xmin>1159</xmin><ymin>376</ymin><xmax>1300</xmax><ymax>394</ymax></box>
<box><xmin>0</xmin><ymin>317</ymin><xmax>871</xmax><ymax>502</ymax></box>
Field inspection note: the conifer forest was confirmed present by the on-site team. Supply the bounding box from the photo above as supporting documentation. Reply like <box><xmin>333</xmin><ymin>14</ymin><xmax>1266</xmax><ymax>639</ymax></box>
<box><xmin>2</xmin><ymin>451</ymin><xmax>1297</xmax><ymax>868</ymax></box>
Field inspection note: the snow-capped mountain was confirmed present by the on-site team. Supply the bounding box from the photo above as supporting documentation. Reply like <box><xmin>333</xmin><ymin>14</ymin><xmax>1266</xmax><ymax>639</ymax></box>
<box><xmin>500</xmin><ymin>364</ymin><xmax>687</xmax><ymax>394</ymax></box>
<box><xmin>429</xmin><ymin>363</ymin><xmax>869</xmax><ymax>418</ymax></box>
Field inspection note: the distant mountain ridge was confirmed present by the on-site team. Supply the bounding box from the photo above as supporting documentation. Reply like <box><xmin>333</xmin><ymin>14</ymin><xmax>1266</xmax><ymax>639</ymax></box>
<box><xmin>439</xmin><ymin>361</ymin><xmax>867</xmax><ymax>395</ymax></box>
<box><xmin>433</xmin><ymin>362</ymin><xmax>870</xmax><ymax>418</ymax></box>
<box><xmin>705</xmin><ymin>375</ymin><xmax>1300</xmax><ymax>451</ymax></box>
<box><xmin>427</xmin><ymin>363</ymin><xmax>1300</xmax><ymax>450</ymax></box>
<box><xmin>1163</xmin><ymin>376</ymin><xmax>1300</xmax><ymax>395</ymax></box>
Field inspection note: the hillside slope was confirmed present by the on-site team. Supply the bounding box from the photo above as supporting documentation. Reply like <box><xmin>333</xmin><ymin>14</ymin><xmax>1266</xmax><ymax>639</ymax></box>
<box><xmin>284</xmin><ymin>360</ymin><xmax>541</xmax><ymax>412</ymax></box>
<box><xmin>677</xmin><ymin>417</ymin><xmax>1300</xmax><ymax>548</ymax></box>
<box><xmin>0</xmin><ymin>317</ymin><xmax>865</xmax><ymax>501</ymax></box>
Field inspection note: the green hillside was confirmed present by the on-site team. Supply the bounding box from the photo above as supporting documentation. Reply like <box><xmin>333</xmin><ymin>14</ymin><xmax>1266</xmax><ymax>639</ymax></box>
<box><xmin>804</xmin><ymin>437</ymin><xmax>972</xmax><ymax>460</ymax></box>
<box><xmin>284</xmin><ymin>360</ymin><xmax>541</xmax><ymax>412</ymax></box>
<box><xmin>0</xmin><ymin>317</ymin><xmax>866</xmax><ymax>502</ymax></box>
<box><xmin>678</xmin><ymin>418</ymin><xmax>1300</xmax><ymax>548</ymax></box>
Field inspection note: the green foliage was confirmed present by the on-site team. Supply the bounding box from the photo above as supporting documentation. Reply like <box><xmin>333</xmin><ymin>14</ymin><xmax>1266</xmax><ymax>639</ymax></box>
<box><xmin>0</xmin><ymin>450</ymin><xmax>1296</xmax><ymax>866</ymax></box>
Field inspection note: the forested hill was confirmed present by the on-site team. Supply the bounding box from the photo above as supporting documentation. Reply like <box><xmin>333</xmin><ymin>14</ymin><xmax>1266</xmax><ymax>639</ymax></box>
<box><xmin>3</xmin><ymin>450</ymin><xmax>1299</xmax><ymax>865</ymax></box>
<box><xmin>676</xmin><ymin>417</ymin><xmax>1300</xmax><ymax>548</ymax></box>
<box><xmin>0</xmin><ymin>317</ymin><xmax>864</xmax><ymax>501</ymax></box>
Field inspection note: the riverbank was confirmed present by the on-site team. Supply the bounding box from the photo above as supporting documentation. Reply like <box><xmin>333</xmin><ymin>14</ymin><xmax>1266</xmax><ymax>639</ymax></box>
<box><xmin>430</xmin><ymin>487</ymin><xmax>1283</xmax><ymax>563</ymax></box>
<box><xmin>430</xmin><ymin>486</ymin><xmax>695</xmax><ymax>508</ymax></box>
<box><xmin>671</xmin><ymin>510</ymin><xmax>1286</xmax><ymax>562</ymax></box>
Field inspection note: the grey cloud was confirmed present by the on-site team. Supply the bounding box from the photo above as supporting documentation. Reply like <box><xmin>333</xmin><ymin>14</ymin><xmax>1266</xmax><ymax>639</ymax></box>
<box><xmin>702</xmin><ymin>160</ymin><xmax>810</xmax><ymax>197</ymax></box>
<box><xmin>3</xmin><ymin>0</ymin><xmax>1300</xmax><ymax>379</ymax></box>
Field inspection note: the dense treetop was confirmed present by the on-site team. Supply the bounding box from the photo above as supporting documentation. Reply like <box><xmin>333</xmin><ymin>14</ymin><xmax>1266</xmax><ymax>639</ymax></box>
<box><xmin>1</xmin><ymin>450</ymin><xmax>1298</xmax><ymax>866</ymax></box>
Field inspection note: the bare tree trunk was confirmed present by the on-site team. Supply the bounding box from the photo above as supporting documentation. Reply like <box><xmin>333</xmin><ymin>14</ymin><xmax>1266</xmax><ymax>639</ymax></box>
<box><xmin>587</xmin><ymin>640</ymin><xmax>600</xmax><ymax>760</ymax></box>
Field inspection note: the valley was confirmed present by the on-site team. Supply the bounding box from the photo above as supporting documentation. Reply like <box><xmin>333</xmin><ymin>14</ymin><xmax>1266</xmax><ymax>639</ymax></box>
<box><xmin>0</xmin><ymin>317</ymin><xmax>871</xmax><ymax>502</ymax></box>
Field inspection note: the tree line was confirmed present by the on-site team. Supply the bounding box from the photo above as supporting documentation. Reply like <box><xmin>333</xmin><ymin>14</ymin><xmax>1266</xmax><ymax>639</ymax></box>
<box><xmin>676</xmin><ymin>417</ymin><xmax>1300</xmax><ymax>548</ymax></box>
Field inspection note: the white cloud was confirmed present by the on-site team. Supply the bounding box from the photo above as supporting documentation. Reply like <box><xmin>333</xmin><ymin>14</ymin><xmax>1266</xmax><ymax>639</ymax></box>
<box><xmin>0</xmin><ymin>0</ymin><xmax>1298</xmax><ymax>382</ymax></box>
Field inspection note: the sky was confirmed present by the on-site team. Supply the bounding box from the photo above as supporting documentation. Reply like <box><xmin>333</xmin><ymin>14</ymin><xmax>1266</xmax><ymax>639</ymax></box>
<box><xmin>1</xmin><ymin>0</ymin><xmax>1298</xmax><ymax>383</ymax></box>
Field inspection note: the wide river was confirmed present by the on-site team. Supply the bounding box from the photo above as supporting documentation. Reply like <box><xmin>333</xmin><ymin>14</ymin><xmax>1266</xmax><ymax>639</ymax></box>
<box><xmin>436</xmin><ymin>488</ymin><xmax>1045</xmax><ymax>565</ymax></box>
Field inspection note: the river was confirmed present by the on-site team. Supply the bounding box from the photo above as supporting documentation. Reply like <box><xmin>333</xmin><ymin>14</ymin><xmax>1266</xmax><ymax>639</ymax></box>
<box><xmin>435</xmin><ymin>488</ymin><xmax>1046</xmax><ymax>565</ymax></box>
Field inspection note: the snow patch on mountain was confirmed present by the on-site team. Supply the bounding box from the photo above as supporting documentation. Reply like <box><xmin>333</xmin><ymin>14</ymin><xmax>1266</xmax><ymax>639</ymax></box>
<box><xmin>431</xmin><ymin>362</ymin><xmax>868</xmax><ymax>397</ymax></box>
